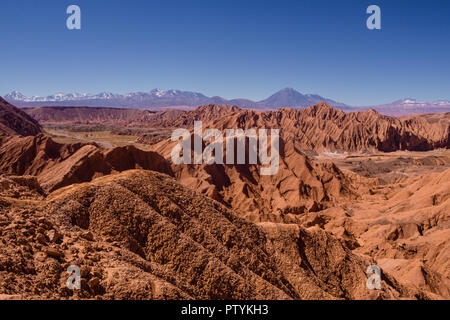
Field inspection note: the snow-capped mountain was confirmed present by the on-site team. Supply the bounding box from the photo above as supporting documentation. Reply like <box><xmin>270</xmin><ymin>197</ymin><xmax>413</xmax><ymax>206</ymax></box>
<box><xmin>5</xmin><ymin>91</ymin><xmax>27</xmax><ymax>101</ymax></box>
<box><xmin>389</xmin><ymin>98</ymin><xmax>450</xmax><ymax>107</ymax></box>
<box><xmin>4</xmin><ymin>89</ymin><xmax>206</xmax><ymax>103</ymax></box>
<box><xmin>434</xmin><ymin>100</ymin><xmax>450</xmax><ymax>106</ymax></box>
<box><xmin>359</xmin><ymin>98</ymin><xmax>450</xmax><ymax>116</ymax></box>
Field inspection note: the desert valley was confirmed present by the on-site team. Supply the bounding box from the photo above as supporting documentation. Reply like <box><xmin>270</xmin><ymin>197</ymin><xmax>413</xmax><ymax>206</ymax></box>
<box><xmin>0</xmin><ymin>95</ymin><xmax>448</xmax><ymax>300</ymax></box>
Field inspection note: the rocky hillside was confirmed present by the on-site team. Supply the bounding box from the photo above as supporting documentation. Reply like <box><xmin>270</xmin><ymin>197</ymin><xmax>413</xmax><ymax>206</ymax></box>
<box><xmin>0</xmin><ymin>170</ymin><xmax>428</xmax><ymax>299</ymax></box>
<box><xmin>294</xmin><ymin>167</ymin><xmax>450</xmax><ymax>298</ymax></box>
<box><xmin>0</xmin><ymin>97</ymin><xmax>42</xmax><ymax>136</ymax></box>
<box><xmin>0</xmin><ymin>134</ymin><xmax>172</xmax><ymax>192</ymax></box>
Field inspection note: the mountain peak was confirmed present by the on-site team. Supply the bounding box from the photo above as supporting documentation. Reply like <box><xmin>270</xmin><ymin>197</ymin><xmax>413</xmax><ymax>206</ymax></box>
<box><xmin>5</xmin><ymin>91</ymin><xmax>26</xmax><ymax>100</ymax></box>
<box><xmin>398</xmin><ymin>98</ymin><xmax>419</xmax><ymax>104</ymax></box>
<box><xmin>275</xmin><ymin>87</ymin><xmax>304</xmax><ymax>95</ymax></box>
<box><xmin>280</xmin><ymin>87</ymin><xmax>297</xmax><ymax>92</ymax></box>
<box><xmin>259</xmin><ymin>87</ymin><xmax>325</xmax><ymax>108</ymax></box>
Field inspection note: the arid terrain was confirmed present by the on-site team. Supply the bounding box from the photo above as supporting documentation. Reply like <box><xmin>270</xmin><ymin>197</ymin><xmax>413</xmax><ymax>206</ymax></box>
<box><xmin>0</xmin><ymin>96</ymin><xmax>449</xmax><ymax>300</ymax></box>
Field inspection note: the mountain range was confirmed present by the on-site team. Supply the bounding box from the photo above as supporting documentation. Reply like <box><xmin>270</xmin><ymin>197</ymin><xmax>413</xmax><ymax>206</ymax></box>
<box><xmin>4</xmin><ymin>88</ymin><xmax>348</xmax><ymax>110</ymax></box>
<box><xmin>4</xmin><ymin>88</ymin><xmax>450</xmax><ymax>116</ymax></box>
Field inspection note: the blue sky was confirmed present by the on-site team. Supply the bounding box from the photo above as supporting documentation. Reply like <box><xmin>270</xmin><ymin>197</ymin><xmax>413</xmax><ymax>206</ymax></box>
<box><xmin>0</xmin><ymin>0</ymin><xmax>449</xmax><ymax>105</ymax></box>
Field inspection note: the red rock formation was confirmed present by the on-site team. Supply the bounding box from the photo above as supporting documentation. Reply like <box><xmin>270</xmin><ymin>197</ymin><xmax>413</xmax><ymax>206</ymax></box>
<box><xmin>153</xmin><ymin>134</ymin><xmax>358</xmax><ymax>221</ymax></box>
<box><xmin>204</xmin><ymin>103</ymin><xmax>449</xmax><ymax>152</ymax></box>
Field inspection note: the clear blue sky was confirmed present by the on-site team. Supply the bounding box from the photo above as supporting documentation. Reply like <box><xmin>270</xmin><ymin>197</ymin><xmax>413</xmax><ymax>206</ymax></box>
<box><xmin>0</xmin><ymin>0</ymin><xmax>449</xmax><ymax>105</ymax></box>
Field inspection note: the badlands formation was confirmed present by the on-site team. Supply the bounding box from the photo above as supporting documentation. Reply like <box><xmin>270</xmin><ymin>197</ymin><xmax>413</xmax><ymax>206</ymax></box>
<box><xmin>0</xmin><ymin>97</ymin><xmax>449</xmax><ymax>299</ymax></box>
